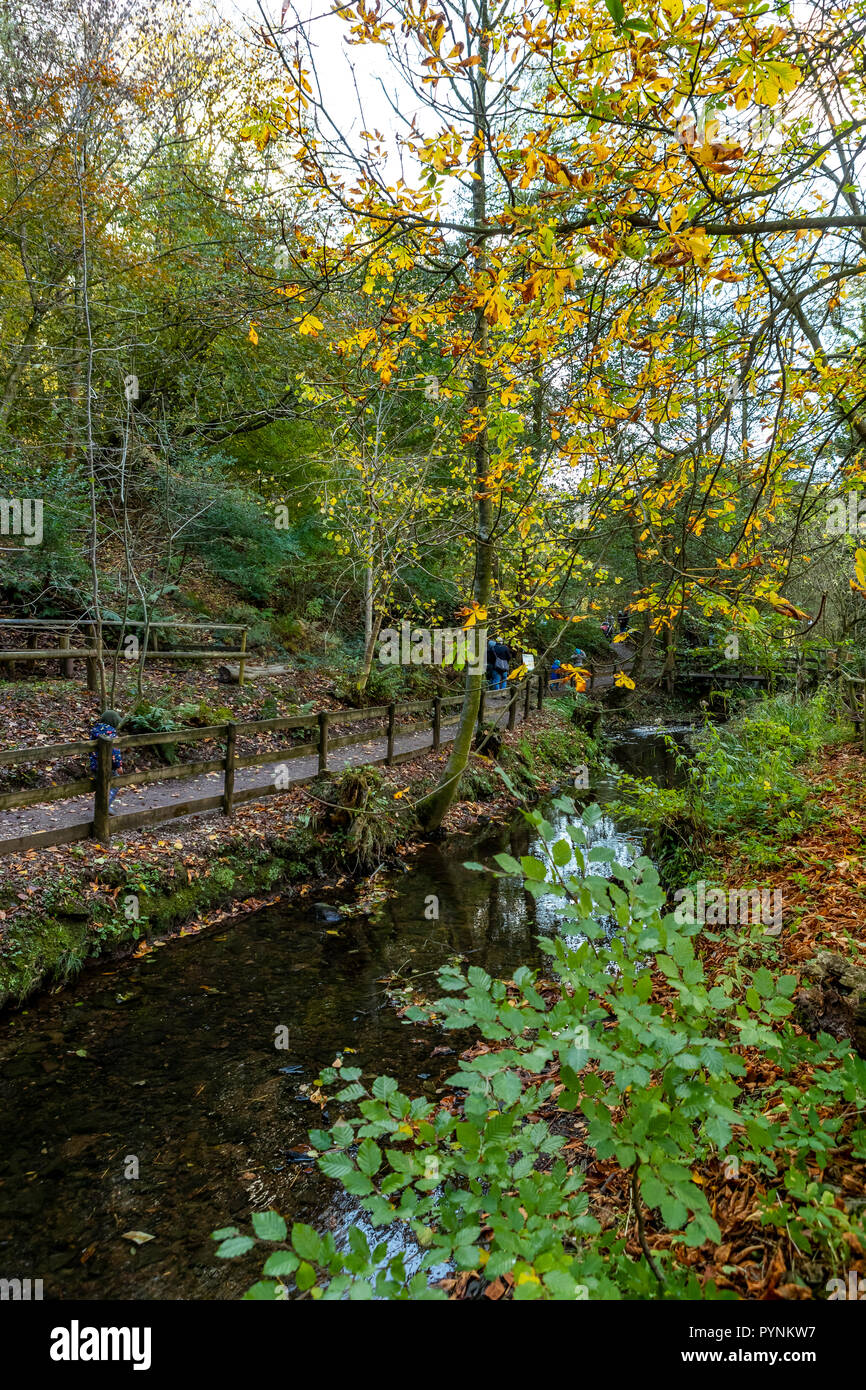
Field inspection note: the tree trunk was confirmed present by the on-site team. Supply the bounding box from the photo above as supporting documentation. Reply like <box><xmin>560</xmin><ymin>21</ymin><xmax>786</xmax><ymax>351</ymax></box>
<box><xmin>364</xmin><ymin>557</ymin><xmax>374</xmax><ymax>654</ymax></box>
<box><xmin>417</xmin><ymin>9</ymin><xmax>492</xmax><ymax>830</ymax></box>
<box><xmin>357</xmin><ymin>606</ymin><xmax>384</xmax><ymax>699</ymax></box>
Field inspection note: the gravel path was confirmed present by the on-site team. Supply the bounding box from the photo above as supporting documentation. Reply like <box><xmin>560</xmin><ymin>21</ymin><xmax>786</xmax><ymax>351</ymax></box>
<box><xmin>0</xmin><ymin>692</ymin><xmax>526</xmax><ymax>850</ymax></box>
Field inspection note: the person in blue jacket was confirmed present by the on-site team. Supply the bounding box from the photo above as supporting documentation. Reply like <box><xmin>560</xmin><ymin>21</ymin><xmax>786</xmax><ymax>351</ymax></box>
<box><xmin>89</xmin><ymin>710</ymin><xmax>125</xmax><ymax>812</ymax></box>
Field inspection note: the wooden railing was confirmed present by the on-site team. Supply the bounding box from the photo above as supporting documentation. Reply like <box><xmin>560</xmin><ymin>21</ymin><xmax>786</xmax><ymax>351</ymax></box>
<box><xmin>840</xmin><ymin>673</ymin><xmax>866</xmax><ymax>755</ymax></box>
<box><xmin>647</xmin><ymin>650</ymin><xmax>835</xmax><ymax>687</ymax></box>
<box><xmin>0</xmin><ymin>618</ymin><xmax>250</xmax><ymax>687</ymax></box>
<box><xmin>0</xmin><ymin>674</ymin><xmax>545</xmax><ymax>854</ymax></box>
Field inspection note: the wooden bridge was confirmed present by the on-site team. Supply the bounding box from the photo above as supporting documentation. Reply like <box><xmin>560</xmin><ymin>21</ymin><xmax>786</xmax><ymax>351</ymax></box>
<box><xmin>658</xmin><ymin>650</ymin><xmax>834</xmax><ymax>690</ymax></box>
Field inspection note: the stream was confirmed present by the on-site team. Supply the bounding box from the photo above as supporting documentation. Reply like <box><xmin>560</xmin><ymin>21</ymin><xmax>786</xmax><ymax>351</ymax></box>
<box><xmin>0</xmin><ymin>724</ymin><xmax>691</xmax><ymax>1300</ymax></box>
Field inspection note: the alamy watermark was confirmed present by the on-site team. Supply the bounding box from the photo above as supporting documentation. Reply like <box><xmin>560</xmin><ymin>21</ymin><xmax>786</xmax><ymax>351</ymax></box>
<box><xmin>378</xmin><ymin>622</ymin><xmax>487</xmax><ymax>674</ymax></box>
<box><xmin>49</xmin><ymin>1322</ymin><xmax>152</xmax><ymax>1370</ymax></box>
<box><xmin>673</xmin><ymin>880</ymin><xmax>782</xmax><ymax>931</ymax></box>
<box><xmin>825</xmin><ymin>491</ymin><xmax>866</xmax><ymax>536</ymax></box>
<box><xmin>0</xmin><ymin>1276</ymin><xmax>43</xmax><ymax>1300</ymax></box>
<box><xmin>0</xmin><ymin>497</ymin><xmax>42</xmax><ymax>546</ymax></box>
<box><xmin>826</xmin><ymin>1270</ymin><xmax>866</xmax><ymax>1300</ymax></box>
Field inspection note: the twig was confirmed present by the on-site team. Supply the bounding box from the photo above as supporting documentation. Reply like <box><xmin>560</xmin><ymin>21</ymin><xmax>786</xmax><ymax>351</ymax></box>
<box><xmin>631</xmin><ymin>1163</ymin><xmax>664</xmax><ymax>1289</ymax></box>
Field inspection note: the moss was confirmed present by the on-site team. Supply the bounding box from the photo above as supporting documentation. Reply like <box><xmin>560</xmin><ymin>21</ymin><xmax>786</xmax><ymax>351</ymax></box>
<box><xmin>460</xmin><ymin>759</ymin><xmax>499</xmax><ymax>800</ymax></box>
<box><xmin>0</xmin><ymin>910</ymin><xmax>93</xmax><ymax>1002</ymax></box>
<box><xmin>312</xmin><ymin>767</ymin><xmax>405</xmax><ymax>871</ymax></box>
<box><xmin>0</xmin><ymin>822</ymin><xmax>338</xmax><ymax>1011</ymax></box>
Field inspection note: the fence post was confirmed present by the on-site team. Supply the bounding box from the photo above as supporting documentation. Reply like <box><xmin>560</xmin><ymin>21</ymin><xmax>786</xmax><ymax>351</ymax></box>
<box><xmin>524</xmin><ymin>675</ymin><xmax>531</xmax><ymax>721</ymax></box>
<box><xmin>59</xmin><ymin>629</ymin><xmax>74</xmax><ymax>679</ymax></box>
<box><xmin>478</xmin><ymin>686</ymin><xmax>486</xmax><ymax>728</ymax></box>
<box><xmin>318</xmin><ymin>710</ymin><xmax>330</xmax><ymax>775</ymax></box>
<box><xmin>386</xmin><ymin>703</ymin><xmax>396</xmax><ymax>765</ymax></box>
<box><xmin>432</xmin><ymin>696</ymin><xmax>441</xmax><ymax>752</ymax></box>
<box><xmin>223</xmin><ymin>721</ymin><xmax>237</xmax><ymax>814</ymax></box>
<box><xmin>238</xmin><ymin>628</ymin><xmax>248</xmax><ymax>688</ymax></box>
<box><xmin>537</xmin><ymin>670</ymin><xmax>544</xmax><ymax>710</ymax></box>
<box><xmin>93</xmin><ymin>735</ymin><xmax>113</xmax><ymax>843</ymax></box>
<box><xmin>508</xmin><ymin>684</ymin><xmax>518</xmax><ymax>730</ymax></box>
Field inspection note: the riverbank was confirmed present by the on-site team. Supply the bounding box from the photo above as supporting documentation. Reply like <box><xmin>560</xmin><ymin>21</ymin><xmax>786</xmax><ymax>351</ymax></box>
<box><xmin>428</xmin><ymin>702</ymin><xmax>866</xmax><ymax>1300</ymax></box>
<box><xmin>0</xmin><ymin>698</ymin><xmax>602</xmax><ymax>1011</ymax></box>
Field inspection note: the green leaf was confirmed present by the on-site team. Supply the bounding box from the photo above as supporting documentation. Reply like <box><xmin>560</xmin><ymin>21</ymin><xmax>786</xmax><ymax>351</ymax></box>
<box><xmin>216</xmin><ymin>1235</ymin><xmax>255</xmax><ymax>1259</ymax></box>
<box><xmin>263</xmin><ymin>1251</ymin><xmax>300</xmax><ymax>1276</ymax></box>
<box><xmin>372</xmin><ymin>1076</ymin><xmax>398</xmax><ymax>1100</ymax></box>
<box><xmin>520</xmin><ymin>855</ymin><xmax>548</xmax><ymax>881</ymax></box>
<box><xmin>357</xmin><ymin>1138</ymin><xmax>382</xmax><ymax>1176</ymax></box>
<box><xmin>492</xmin><ymin>1070</ymin><xmax>523</xmax><ymax>1106</ymax></box>
<box><xmin>336</xmin><ymin>1082</ymin><xmax>366</xmax><ymax>1102</ymax></box>
<box><xmin>319</xmin><ymin>1152</ymin><xmax>354</xmax><ymax>1180</ymax></box>
<box><xmin>292</xmin><ymin>1223</ymin><xmax>323</xmax><ymax>1263</ymax></box>
<box><xmin>243</xmin><ymin>1280</ymin><xmax>282</xmax><ymax>1300</ymax></box>
<box><xmin>753</xmin><ymin>967</ymin><xmax>775</xmax><ymax>998</ymax></box>
<box><xmin>493</xmin><ymin>852</ymin><xmax>523</xmax><ymax>875</ymax></box>
<box><xmin>251</xmin><ymin>1210</ymin><xmax>287</xmax><ymax>1242</ymax></box>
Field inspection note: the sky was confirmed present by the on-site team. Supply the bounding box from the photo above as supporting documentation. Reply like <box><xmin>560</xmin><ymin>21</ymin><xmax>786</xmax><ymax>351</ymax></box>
<box><xmin>226</xmin><ymin>0</ymin><xmax>419</xmax><ymax>152</ymax></box>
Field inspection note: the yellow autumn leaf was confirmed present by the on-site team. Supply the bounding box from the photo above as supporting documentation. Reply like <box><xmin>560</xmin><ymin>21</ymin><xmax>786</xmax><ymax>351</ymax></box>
<box><xmin>679</xmin><ymin>228</ymin><xmax>713</xmax><ymax>269</ymax></box>
<box><xmin>248</xmin><ymin>324</ymin><xmax>259</xmax><ymax>345</ymax></box>
<box><xmin>614</xmin><ymin>670</ymin><xmax>636</xmax><ymax>689</ymax></box>
<box><xmin>461</xmin><ymin>602</ymin><xmax>487</xmax><ymax>629</ymax></box>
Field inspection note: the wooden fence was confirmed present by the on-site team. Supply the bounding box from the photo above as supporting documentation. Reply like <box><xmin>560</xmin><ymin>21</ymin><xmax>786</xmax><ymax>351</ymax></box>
<box><xmin>0</xmin><ymin>618</ymin><xmax>249</xmax><ymax>688</ymax></box>
<box><xmin>840</xmin><ymin>673</ymin><xmax>866</xmax><ymax>755</ymax></box>
<box><xmin>645</xmin><ymin>650</ymin><xmax>835</xmax><ymax>691</ymax></box>
<box><xmin>0</xmin><ymin>673</ymin><xmax>547</xmax><ymax>855</ymax></box>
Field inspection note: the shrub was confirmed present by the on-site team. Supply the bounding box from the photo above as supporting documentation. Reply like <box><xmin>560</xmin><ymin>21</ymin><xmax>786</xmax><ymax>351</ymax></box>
<box><xmin>215</xmin><ymin>797</ymin><xmax>866</xmax><ymax>1300</ymax></box>
<box><xmin>613</xmin><ymin>691</ymin><xmax>842</xmax><ymax>874</ymax></box>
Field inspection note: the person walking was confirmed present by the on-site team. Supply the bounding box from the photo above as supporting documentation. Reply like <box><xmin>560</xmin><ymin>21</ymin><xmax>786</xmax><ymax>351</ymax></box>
<box><xmin>492</xmin><ymin>639</ymin><xmax>511</xmax><ymax>691</ymax></box>
<box><xmin>486</xmin><ymin>638</ymin><xmax>498</xmax><ymax>688</ymax></box>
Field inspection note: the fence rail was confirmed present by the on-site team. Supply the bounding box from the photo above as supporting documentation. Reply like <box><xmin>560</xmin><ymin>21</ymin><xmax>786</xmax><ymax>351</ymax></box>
<box><xmin>0</xmin><ymin>673</ymin><xmax>547</xmax><ymax>855</ymax></box>
<box><xmin>0</xmin><ymin>617</ymin><xmax>250</xmax><ymax>687</ymax></box>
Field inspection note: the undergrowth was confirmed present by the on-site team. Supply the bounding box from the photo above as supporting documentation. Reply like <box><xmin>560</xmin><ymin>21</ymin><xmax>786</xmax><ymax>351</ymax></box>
<box><xmin>612</xmin><ymin>689</ymin><xmax>843</xmax><ymax>881</ymax></box>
